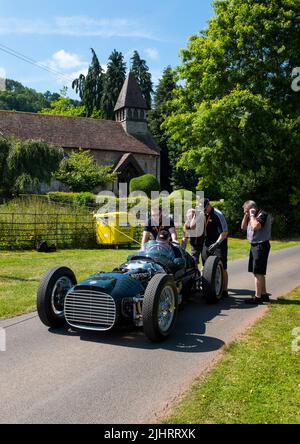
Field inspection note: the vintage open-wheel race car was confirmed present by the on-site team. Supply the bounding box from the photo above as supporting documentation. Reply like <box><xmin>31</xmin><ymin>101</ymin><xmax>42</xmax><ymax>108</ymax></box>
<box><xmin>37</xmin><ymin>241</ymin><xmax>225</xmax><ymax>342</ymax></box>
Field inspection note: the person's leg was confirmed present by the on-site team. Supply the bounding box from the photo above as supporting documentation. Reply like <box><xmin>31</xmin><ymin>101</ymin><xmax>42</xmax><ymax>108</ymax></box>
<box><xmin>262</xmin><ymin>276</ymin><xmax>267</xmax><ymax>295</ymax></box>
<box><xmin>254</xmin><ymin>274</ymin><xmax>264</xmax><ymax>298</ymax></box>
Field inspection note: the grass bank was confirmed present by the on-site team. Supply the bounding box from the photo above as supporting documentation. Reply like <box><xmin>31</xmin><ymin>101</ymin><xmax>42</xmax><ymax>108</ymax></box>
<box><xmin>163</xmin><ymin>287</ymin><xmax>300</xmax><ymax>424</ymax></box>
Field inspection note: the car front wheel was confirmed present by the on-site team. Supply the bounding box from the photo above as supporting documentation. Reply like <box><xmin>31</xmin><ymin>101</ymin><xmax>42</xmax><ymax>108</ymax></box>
<box><xmin>37</xmin><ymin>267</ymin><xmax>77</xmax><ymax>328</ymax></box>
<box><xmin>143</xmin><ymin>274</ymin><xmax>178</xmax><ymax>342</ymax></box>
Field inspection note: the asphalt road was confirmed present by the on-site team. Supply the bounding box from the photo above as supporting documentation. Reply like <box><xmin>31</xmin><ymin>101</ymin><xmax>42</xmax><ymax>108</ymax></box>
<box><xmin>1</xmin><ymin>246</ymin><xmax>300</xmax><ymax>424</ymax></box>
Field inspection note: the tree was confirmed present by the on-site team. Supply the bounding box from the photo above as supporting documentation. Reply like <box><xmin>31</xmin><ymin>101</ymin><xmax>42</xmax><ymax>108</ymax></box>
<box><xmin>165</xmin><ymin>0</ymin><xmax>300</xmax><ymax>234</ymax></box>
<box><xmin>0</xmin><ymin>136</ymin><xmax>63</xmax><ymax>196</ymax></box>
<box><xmin>72</xmin><ymin>48</ymin><xmax>104</xmax><ymax>117</ymax></box>
<box><xmin>54</xmin><ymin>149</ymin><xmax>117</xmax><ymax>192</ymax></box>
<box><xmin>40</xmin><ymin>88</ymin><xmax>85</xmax><ymax>117</ymax></box>
<box><xmin>148</xmin><ymin>67</ymin><xmax>181</xmax><ymax>191</ymax></box>
<box><xmin>131</xmin><ymin>51</ymin><xmax>153</xmax><ymax>109</ymax></box>
<box><xmin>0</xmin><ymin>79</ymin><xmax>51</xmax><ymax>113</ymax></box>
<box><xmin>102</xmin><ymin>50</ymin><xmax>127</xmax><ymax>120</ymax></box>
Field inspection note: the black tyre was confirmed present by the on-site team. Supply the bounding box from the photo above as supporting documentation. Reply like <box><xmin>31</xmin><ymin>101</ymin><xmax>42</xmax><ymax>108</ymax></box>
<box><xmin>202</xmin><ymin>256</ymin><xmax>224</xmax><ymax>304</ymax></box>
<box><xmin>143</xmin><ymin>274</ymin><xmax>178</xmax><ymax>342</ymax></box>
<box><xmin>37</xmin><ymin>267</ymin><xmax>77</xmax><ymax>328</ymax></box>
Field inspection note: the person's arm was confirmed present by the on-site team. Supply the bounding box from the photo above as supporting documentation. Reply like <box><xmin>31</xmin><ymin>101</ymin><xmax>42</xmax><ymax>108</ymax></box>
<box><xmin>241</xmin><ymin>213</ymin><xmax>249</xmax><ymax>231</ymax></box>
<box><xmin>208</xmin><ymin>211</ymin><xmax>228</xmax><ymax>254</ymax></box>
<box><xmin>182</xmin><ymin>224</ymin><xmax>188</xmax><ymax>249</ymax></box>
<box><xmin>217</xmin><ymin>231</ymin><xmax>229</xmax><ymax>243</ymax></box>
<box><xmin>249</xmin><ymin>210</ymin><xmax>268</xmax><ymax>232</ymax></box>
<box><xmin>169</xmin><ymin>227</ymin><xmax>177</xmax><ymax>242</ymax></box>
<box><xmin>189</xmin><ymin>214</ymin><xmax>197</xmax><ymax>231</ymax></box>
<box><xmin>141</xmin><ymin>231</ymin><xmax>150</xmax><ymax>250</ymax></box>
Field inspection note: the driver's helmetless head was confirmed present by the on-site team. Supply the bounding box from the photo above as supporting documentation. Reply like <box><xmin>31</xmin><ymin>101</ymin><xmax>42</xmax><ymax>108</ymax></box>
<box><xmin>157</xmin><ymin>230</ymin><xmax>171</xmax><ymax>243</ymax></box>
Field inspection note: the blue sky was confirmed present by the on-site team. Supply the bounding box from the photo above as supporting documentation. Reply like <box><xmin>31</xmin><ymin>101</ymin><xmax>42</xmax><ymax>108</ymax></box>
<box><xmin>0</xmin><ymin>0</ymin><xmax>214</xmax><ymax>98</ymax></box>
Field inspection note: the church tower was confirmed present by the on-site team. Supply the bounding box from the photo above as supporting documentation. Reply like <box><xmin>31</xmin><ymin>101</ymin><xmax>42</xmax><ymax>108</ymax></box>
<box><xmin>114</xmin><ymin>72</ymin><xmax>148</xmax><ymax>137</ymax></box>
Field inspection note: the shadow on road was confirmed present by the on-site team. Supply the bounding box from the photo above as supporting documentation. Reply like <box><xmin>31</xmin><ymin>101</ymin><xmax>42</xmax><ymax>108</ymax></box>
<box><xmin>49</xmin><ymin>289</ymin><xmax>256</xmax><ymax>353</ymax></box>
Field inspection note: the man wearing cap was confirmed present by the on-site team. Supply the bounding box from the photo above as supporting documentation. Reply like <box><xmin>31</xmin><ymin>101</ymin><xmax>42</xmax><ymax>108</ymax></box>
<box><xmin>241</xmin><ymin>201</ymin><xmax>272</xmax><ymax>304</ymax></box>
<box><xmin>202</xmin><ymin>199</ymin><xmax>229</xmax><ymax>298</ymax></box>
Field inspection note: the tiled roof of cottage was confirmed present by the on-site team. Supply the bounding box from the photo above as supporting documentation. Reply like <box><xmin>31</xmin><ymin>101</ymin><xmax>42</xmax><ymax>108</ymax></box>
<box><xmin>0</xmin><ymin>110</ymin><xmax>159</xmax><ymax>156</ymax></box>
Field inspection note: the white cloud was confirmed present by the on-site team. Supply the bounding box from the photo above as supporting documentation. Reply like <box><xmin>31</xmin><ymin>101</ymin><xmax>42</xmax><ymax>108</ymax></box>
<box><xmin>43</xmin><ymin>50</ymin><xmax>88</xmax><ymax>71</ymax></box>
<box><xmin>144</xmin><ymin>48</ymin><xmax>160</xmax><ymax>61</ymax></box>
<box><xmin>0</xmin><ymin>16</ymin><xmax>159</xmax><ymax>40</ymax></box>
<box><xmin>39</xmin><ymin>50</ymin><xmax>89</xmax><ymax>88</ymax></box>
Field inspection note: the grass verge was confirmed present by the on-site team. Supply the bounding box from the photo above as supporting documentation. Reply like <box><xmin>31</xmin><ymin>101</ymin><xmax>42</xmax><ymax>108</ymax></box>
<box><xmin>163</xmin><ymin>287</ymin><xmax>300</xmax><ymax>424</ymax></box>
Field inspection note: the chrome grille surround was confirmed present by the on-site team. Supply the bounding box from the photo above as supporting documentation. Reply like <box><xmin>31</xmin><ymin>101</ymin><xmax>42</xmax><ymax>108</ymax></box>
<box><xmin>64</xmin><ymin>289</ymin><xmax>116</xmax><ymax>331</ymax></box>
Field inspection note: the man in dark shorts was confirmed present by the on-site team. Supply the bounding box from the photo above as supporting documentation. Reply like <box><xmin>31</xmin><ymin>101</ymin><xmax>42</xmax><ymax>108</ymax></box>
<box><xmin>202</xmin><ymin>199</ymin><xmax>229</xmax><ymax>298</ymax></box>
<box><xmin>141</xmin><ymin>206</ymin><xmax>177</xmax><ymax>250</ymax></box>
<box><xmin>241</xmin><ymin>200</ymin><xmax>272</xmax><ymax>304</ymax></box>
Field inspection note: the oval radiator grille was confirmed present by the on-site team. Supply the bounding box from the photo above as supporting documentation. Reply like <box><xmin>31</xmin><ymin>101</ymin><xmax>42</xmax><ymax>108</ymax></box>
<box><xmin>64</xmin><ymin>289</ymin><xmax>116</xmax><ymax>331</ymax></box>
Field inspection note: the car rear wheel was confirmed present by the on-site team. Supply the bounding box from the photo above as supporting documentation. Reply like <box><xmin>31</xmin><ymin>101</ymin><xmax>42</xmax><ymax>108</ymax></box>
<box><xmin>143</xmin><ymin>274</ymin><xmax>178</xmax><ymax>342</ymax></box>
<box><xmin>202</xmin><ymin>256</ymin><xmax>224</xmax><ymax>304</ymax></box>
<box><xmin>37</xmin><ymin>267</ymin><xmax>77</xmax><ymax>328</ymax></box>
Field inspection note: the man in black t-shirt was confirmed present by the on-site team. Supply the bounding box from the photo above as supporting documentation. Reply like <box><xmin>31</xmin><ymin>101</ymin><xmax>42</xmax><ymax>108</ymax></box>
<box><xmin>202</xmin><ymin>199</ymin><xmax>229</xmax><ymax>297</ymax></box>
<box><xmin>141</xmin><ymin>206</ymin><xmax>177</xmax><ymax>250</ymax></box>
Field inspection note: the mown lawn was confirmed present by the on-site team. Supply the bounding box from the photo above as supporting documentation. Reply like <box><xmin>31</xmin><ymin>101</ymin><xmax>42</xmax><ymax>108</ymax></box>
<box><xmin>163</xmin><ymin>287</ymin><xmax>300</xmax><ymax>424</ymax></box>
<box><xmin>0</xmin><ymin>238</ymin><xmax>299</xmax><ymax>319</ymax></box>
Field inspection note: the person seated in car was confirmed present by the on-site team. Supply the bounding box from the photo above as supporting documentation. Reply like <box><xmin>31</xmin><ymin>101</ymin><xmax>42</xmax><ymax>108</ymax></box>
<box><xmin>141</xmin><ymin>206</ymin><xmax>177</xmax><ymax>250</ymax></box>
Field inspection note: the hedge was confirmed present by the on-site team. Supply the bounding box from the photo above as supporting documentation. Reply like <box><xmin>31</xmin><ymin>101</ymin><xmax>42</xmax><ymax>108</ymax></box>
<box><xmin>129</xmin><ymin>174</ymin><xmax>160</xmax><ymax>198</ymax></box>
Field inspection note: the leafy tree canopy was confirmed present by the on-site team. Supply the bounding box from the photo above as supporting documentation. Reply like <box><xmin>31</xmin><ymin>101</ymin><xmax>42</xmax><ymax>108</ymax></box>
<box><xmin>54</xmin><ymin>149</ymin><xmax>117</xmax><ymax>192</ymax></box>
<box><xmin>0</xmin><ymin>136</ymin><xmax>63</xmax><ymax>196</ymax></box>
<box><xmin>102</xmin><ymin>50</ymin><xmax>127</xmax><ymax>120</ymax></box>
<box><xmin>0</xmin><ymin>79</ymin><xmax>56</xmax><ymax>113</ymax></box>
<box><xmin>72</xmin><ymin>49</ymin><xmax>105</xmax><ymax>117</ymax></box>
<box><xmin>164</xmin><ymin>0</ymin><xmax>300</xmax><ymax>234</ymax></box>
<box><xmin>131</xmin><ymin>51</ymin><xmax>153</xmax><ymax>109</ymax></box>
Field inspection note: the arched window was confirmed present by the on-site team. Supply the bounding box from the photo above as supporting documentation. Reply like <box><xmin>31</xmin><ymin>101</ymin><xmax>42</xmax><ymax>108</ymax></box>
<box><xmin>133</xmin><ymin>108</ymin><xmax>138</xmax><ymax>120</ymax></box>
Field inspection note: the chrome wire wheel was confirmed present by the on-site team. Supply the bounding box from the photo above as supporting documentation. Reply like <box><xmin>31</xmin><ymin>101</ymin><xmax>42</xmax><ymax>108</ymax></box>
<box><xmin>157</xmin><ymin>286</ymin><xmax>176</xmax><ymax>333</ymax></box>
<box><xmin>51</xmin><ymin>276</ymin><xmax>73</xmax><ymax>317</ymax></box>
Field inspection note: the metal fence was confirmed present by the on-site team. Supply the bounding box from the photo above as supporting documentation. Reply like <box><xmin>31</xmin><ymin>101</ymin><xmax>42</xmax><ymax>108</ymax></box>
<box><xmin>0</xmin><ymin>212</ymin><xmax>96</xmax><ymax>250</ymax></box>
<box><xmin>0</xmin><ymin>212</ymin><xmax>183</xmax><ymax>250</ymax></box>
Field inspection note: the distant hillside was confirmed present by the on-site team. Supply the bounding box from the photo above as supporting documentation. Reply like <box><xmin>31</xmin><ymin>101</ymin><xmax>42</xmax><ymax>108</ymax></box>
<box><xmin>0</xmin><ymin>79</ymin><xmax>76</xmax><ymax>113</ymax></box>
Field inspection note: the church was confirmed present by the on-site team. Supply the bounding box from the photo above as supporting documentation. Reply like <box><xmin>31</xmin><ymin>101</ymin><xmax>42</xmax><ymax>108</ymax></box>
<box><xmin>0</xmin><ymin>72</ymin><xmax>161</xmax><ymax>192</ymax></box>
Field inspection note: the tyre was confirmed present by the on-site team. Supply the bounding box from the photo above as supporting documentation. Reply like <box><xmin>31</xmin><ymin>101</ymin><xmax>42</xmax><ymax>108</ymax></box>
<box><xmin>143</xmin><ymin>274</ymin><xmax>178</xmax><ymax>342</ymax></box>
<box><xmin>37</xmin><ymin>267</ymin><xmax>77</xmax><ymax>328</ymax></box>
<box><xmin>202</xmin><ymin>256</ymin><xmax>224</xmax><ymax>304</ymax></box>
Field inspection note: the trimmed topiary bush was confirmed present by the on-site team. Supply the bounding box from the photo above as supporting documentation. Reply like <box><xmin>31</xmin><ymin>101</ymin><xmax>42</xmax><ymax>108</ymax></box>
<box><xmin>130</xmin><ymin>174</ymin><xmax>160</xmax><ymax>198</ymax></box>
<box><xmin>169</xmin><ymin>189</ymin><xmax>196</xmax><ymax>201</ymax></box>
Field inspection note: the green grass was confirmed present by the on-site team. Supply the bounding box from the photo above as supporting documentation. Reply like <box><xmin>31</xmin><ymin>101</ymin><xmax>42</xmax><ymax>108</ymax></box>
<box><xmin>0</xmin><ymin>238</ymin><xmax>299</xmax><ymax>320</ymax></box>
<box><xmin>0</xmin><ymin>248</ymin><xmax>131</xmax><ymax>319</ymax></box>
<box><xmin>163</xmin><ymin>287</ymin><xmax>300</xmax><ymax>424</ymax></box>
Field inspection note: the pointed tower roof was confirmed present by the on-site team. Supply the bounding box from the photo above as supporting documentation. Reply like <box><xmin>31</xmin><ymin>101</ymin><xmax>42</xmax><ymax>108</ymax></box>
<box><xmin>114</xmin><ymin>72</ymin><xmax>147</xmax><ymax>112</ymax></box>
